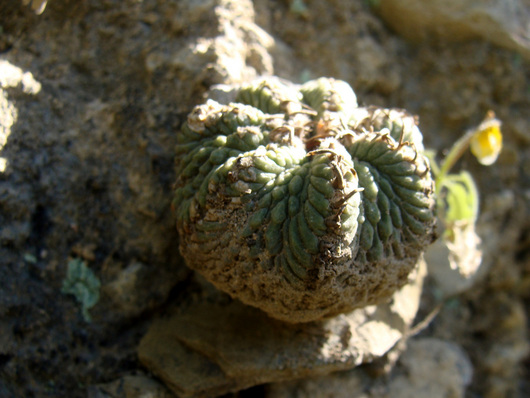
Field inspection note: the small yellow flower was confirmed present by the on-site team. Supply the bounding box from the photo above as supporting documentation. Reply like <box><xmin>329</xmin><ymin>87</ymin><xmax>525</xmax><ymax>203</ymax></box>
<box><xmin>470</xmin><ymin>111</ymin><xmax>502</xmax><ymax>166</ymax></box>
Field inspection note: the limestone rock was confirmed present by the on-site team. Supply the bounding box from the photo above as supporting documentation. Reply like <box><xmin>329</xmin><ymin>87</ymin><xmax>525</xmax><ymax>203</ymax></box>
<box><xmin>21</xmin><ymin>0</ymin><xmax>48</xmax><ymax>15</ymax></box>
<box><xmin>378</xmin><ymin>0</ymin><xmax>530</xmax><ymax>60</ymax></box>
<box><xmin>267</xmin><ymin>337</ymin><xmax>473</xmax><ymax>398</ymax></box>
<box><xmin>138</xmin><ymin>261</ymin><xmax>426</xmax><ymax>397</ymax></box>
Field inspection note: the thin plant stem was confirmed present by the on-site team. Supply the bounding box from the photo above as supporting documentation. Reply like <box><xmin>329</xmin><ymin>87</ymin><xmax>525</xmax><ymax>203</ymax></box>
<box><xmin>436</xmin><ymin>129</ymin><xmax>475</xmax><ymax>192</ymax></box>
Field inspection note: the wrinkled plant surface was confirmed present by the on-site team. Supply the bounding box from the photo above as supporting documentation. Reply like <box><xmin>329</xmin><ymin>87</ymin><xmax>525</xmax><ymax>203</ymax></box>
<box><xmin>175</xmin><ymin>77</ymin><xmax>435</xmax><ymax>322</ymax></box>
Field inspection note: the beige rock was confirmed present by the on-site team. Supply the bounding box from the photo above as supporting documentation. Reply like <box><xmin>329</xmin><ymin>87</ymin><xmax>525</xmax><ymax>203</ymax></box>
<box><xmin>378</xmin><ymin>0</ymin><xmax>530</xmax><ymax>60</ymax></box>
<box><xmin>139</xmin><ymin>335</ymin><xmax>233</xmax><ymax>398</ymax></box>
<box><xmin>21</xmin><ymin>0</ymin><xmax>48</xmax><ymax>15</ymax></box>
<box><xmin>267</xmin><ymin>338</ymin><xmax>473</xmax><ymax>398</ymax></box>
<box><xmin>147</xmin><ymin>0</ymin><xmax>275</xmax><ymax>85</ymax></box>
<box><xmin>138</xmin><ymin>262</ymin><xmax>426</xmax><ymax>397</ymax></box>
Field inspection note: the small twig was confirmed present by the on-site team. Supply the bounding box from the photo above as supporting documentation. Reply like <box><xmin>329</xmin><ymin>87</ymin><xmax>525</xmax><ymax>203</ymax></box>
<box><xmin>406</xmin><ymin>301</ymin><xmax>444</xmax><ymax>338</ymax></box>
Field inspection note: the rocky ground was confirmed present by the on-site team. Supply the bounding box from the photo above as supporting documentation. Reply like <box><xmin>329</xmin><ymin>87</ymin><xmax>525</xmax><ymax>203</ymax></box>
<box><xmin>0</xmin><ymin>0</ymin><xmax>529</xmax><ymax>397</ymax></box>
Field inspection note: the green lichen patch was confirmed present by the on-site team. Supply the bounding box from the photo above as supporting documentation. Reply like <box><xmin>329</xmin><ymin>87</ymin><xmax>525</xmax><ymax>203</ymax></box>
<box><xmin>61</xmin><ymin>258</ymin><xmax>101</xmax><ymax>322</ymax></box>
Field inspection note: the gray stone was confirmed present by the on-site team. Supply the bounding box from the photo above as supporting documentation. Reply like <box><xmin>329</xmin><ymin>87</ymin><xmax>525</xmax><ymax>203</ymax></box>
<box><xmin>100</xmin><ymin>261</ymin><xmax>189</xmax><ymax>320</ymax></box>
<box><xmin>88</xmin><ymin>374</ymin><xmax>175</xmax><ymax>398</ymax></box>
<box><xmin>386</xmin><ymin>338</ymin><xmax>473</xmax><ymax>398</ymax></box>
<box><xmin>267</xmin><ymin>368</ymin><xmax>369</xmax><ymax>398</ymax></box>
<box><xmin>424</xmin><ymin>223</ymin><xmax>485</xmax><ymax>297</ymax></box>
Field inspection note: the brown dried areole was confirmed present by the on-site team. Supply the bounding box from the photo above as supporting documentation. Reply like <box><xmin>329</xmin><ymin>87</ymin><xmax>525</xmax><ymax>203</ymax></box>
<box><xmin>174</xmin><ymin>77</ymin><xmax>436</xmax><ymax>323</ymax></box>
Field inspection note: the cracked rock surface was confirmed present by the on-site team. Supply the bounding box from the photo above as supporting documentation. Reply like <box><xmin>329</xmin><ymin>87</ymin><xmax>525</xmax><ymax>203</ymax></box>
<box><xmin>138</xmin><ymin>262</ymin><xmax>425</xmax><ymax>397</ymax></box>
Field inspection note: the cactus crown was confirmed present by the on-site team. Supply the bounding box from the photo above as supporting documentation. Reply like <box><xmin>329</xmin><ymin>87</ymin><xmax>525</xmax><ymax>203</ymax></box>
<box><xmin>174</xmin><ymin>77</ymin><xmax>435</xmax><ymax>323</ymax></box>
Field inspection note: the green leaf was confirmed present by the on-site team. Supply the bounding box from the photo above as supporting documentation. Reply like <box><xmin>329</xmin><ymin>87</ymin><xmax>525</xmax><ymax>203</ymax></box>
<box><xmin>438</xmin><ymin>171</ymin><xmax>479</xmax><ymax>225</ymax></box>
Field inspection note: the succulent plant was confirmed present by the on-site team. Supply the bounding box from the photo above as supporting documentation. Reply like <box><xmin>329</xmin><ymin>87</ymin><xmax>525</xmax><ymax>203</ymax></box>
<box><xmin>174</xmin><ymin>77</ymin><xmax>436</xmax><ymax>323</ymax></box>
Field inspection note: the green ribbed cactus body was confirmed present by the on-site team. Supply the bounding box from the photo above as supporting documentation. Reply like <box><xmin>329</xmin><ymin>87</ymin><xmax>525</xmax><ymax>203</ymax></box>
<box><xmin>174</xmin><ymin>77</ymin><xmax>435</xmax><ymax>323</ymax></box>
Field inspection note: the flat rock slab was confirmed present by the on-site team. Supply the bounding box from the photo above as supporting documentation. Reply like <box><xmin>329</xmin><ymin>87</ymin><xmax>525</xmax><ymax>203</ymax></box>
<box><xmin>138</xmin><ymin>262</ymin><xmax>425</xmax><ymax>397</ymax></box>
<box><xmin>378</xmin><ymin>0</ymin><xmax>530</xmax><ymax>60</ymax></box>
<box><xmin>268</xmin><ymin>337</ymin><xmax>473</xmax><ymax>398</ymax></box>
